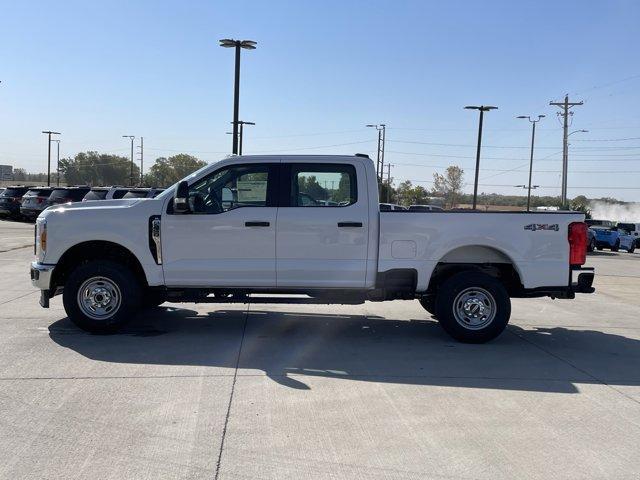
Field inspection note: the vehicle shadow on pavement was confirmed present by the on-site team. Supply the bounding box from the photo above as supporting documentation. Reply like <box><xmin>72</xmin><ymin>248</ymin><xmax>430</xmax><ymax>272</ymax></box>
<box><xmin>48</xmin><ymin>306</ymin><xmax>640</xmax><ymax>394</ymax></box>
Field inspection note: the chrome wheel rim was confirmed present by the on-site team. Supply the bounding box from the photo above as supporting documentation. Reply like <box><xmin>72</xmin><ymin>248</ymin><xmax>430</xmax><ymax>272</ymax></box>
<box><xmin>452</xmin><ymin>287</ymin><xmax>496</xmax><ymax>330</ymax></box>
<box><xmin>77</xmin><ymin>276</ymin><xmax>122</xmax><ymax>320</ymax></box>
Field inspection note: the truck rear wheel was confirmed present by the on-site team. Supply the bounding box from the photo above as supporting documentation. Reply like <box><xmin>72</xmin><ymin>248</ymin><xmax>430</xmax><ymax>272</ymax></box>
<box><xmin>434</xmin><ymin>271</ymin><xmax>511</xmax><ymax>343</ymax></box>
<box><xmin>63</xmin><ymin>260</ymin><xmax>142</xmax><ymax>334</ymax></box>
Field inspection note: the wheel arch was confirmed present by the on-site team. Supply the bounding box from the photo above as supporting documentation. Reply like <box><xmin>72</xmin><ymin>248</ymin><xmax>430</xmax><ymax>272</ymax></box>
<box><xmin>51</xmin><ymin>240</ymin><xmax>148</xmax><ymax>292</ymax></box>
<box><xmin>427</xmin><ymin>245</ymin><xmax>524</xmax><ymax>296</ymax></box>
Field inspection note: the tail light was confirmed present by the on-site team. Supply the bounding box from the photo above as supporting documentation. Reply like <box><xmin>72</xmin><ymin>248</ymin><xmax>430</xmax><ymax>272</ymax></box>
<box><xmin>568</xmin><ymin>222</ymin><xmax>587</xmax><ymax>266</ymax></box>
<box><xmin>36</xmin><ymin>197</ymin><xmax>44</xmax><ymax>204</ymax></box>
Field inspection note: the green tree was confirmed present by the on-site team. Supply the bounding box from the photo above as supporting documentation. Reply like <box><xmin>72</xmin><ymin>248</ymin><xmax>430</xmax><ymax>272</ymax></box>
<box><xmin>432</xmin><ymin>165</ymin><xmax>464</xmax><ymax>208</ymax></box>
<box><xmin>59</xmin><ymin>151</ymin><xmax>139</xmax><ymax>186</ymax></box>
<box><xmin>146</xmin><ymin>154</ymin><xmax>207</xmax><ymax>187</ymax></box>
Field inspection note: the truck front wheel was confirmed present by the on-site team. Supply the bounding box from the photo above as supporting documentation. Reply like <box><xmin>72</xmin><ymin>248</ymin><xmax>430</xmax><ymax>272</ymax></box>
<box><xmin>63</xmin><ymin>260</ymin><xmax>142</xmax><ymax>334</ymax></box>
<box><xmin>434</xmin><ymin>271</ymin><xmax>511</xmax><ymax>343</ymax></box>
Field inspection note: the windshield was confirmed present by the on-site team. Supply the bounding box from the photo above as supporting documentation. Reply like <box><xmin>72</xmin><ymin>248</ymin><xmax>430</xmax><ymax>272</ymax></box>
<box><xmin>154</xmin><ymin>160</ymin><xmax>220</xmax><ymax>201</ymax></box>
<box><xmin>84</xmin><ymin>190</ymin><xmax>108</xmax><ymax>200</ymax></box>
<box><xmin>1</xmin><ymin>188</ymin><xmax>27</xmax><ymax>197</ymax></box>
<box><xmin>123</xmin><ymin>190</ymin><xmax>149</xmax><ymax>199</ymax></box>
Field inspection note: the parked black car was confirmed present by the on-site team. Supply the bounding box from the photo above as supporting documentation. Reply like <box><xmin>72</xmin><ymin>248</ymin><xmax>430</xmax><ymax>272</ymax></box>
<box><xmin>20</xmin><ymin>187</ymin><xmax>54</xmax><ymax>220</ymax></box>
<box><xmin>0</xmin><ymin>186</ymin><xmax>33</xmax><ymax>219</ymax></box>
<box><xmin>46</xmin><ymin>186</ymin><xmax>91</xmax><ymax>207</ymax></box>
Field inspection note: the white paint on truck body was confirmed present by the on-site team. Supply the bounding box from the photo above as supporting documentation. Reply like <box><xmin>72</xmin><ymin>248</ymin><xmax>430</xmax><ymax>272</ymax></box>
<box><xmin>36</xmin><ymin>154</ymin><xmax>585</xmax><ymax>294</ymax></box>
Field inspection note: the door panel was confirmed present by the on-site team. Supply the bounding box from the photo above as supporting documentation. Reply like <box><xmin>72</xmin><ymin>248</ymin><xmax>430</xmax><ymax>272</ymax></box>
<box><xmin>162</xmin><ymin>207</ymin><xmax>277</xmax><ymax>286</ymax></box>
<box><xmin>161</xmin><ymin>162</ymin><xmax>278</xmax><ymax>287</ymax></box>
<box><xmin>276</xmin><ymin>162</ymin><xmax>369</xmax><ymax>288</ymax></box>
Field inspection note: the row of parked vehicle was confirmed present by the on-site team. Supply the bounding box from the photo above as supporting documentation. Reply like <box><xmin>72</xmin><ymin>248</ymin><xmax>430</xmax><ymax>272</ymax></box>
<box><xmin>586</xmin><ymin>219</ymin><xmax>639</xmax><ymax>253</ymax></box>
<box><xmin>0</xmin><ymin>185</ymin><xmax>164</xmax><ymax>221</ymax></box>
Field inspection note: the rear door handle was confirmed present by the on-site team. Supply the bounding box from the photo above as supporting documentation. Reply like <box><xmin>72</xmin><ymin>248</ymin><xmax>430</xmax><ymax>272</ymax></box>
<box><xmin>245</xmin><ymin>221</ymin><xmax>270</xmax><ymax>227</ymax></box>
<box><xmin>338</xmin><ymin>222</ymin><xmax>363</xmax><ymax>228</ymax></box>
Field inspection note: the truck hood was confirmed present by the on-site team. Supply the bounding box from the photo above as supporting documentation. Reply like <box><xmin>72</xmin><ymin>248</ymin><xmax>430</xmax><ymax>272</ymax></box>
<box><xmin>41</xmin><ymin>198</ymin><xmax>142</xmax><ymax>216</ymax></box>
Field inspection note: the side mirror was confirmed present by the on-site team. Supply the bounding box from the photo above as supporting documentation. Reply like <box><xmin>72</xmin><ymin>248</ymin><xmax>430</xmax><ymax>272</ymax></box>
<box><xmin>173</xmin><ymin>181</ymin><xmax>190</xmax><ymax>214</ymax></box>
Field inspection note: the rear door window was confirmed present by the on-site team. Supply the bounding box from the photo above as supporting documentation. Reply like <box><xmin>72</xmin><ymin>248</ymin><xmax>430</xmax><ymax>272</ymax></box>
<box><xmin>289</xmin><ymin>164</ymin><xmax>357</xmax><ymax>207</ymax></box>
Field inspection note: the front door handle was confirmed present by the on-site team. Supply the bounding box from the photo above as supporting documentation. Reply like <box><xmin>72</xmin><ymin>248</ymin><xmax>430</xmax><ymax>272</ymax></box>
<box><xmin>245</xmin><ymin>221</ymin><xmax>270</xmax><ymax>227</ymax></box>
<box><xmin>338</xmin><ymin>222</ymin><xmax>363</xmax><ymax>228</ymax></box>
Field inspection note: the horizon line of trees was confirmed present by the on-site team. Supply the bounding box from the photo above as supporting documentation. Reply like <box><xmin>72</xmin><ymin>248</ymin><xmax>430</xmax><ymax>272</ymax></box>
<box><xmin>8</xmin><ymin>152</ymin><xmax>629</xmax><ymax>213</ymax></box>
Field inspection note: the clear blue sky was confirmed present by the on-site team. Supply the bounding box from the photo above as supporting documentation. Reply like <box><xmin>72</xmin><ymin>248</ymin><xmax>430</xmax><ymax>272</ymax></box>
<box><xmin>1</xmin><ymin>0</ymin><xmax>640</xmax><ymax>200</ymax></box>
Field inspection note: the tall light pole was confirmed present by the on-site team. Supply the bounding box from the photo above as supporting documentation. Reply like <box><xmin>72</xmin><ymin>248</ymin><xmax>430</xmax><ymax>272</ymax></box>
<box><xmin>219</xmin><ymin>39</ymin><xmax>257</xmax><ymax>155</ymax></box>
<box><xmin>516</xmin><ymin>114</ymin><xmax>545</xmax><ymax>211</ymax></box>
<box><xmin>52</xmin><ymin>139</ymin><xmax>61</xmax><ymax>186</ymax></box>
<box><xmin>122</xmin><ymin>135</ymin><xmax>135</xmax><ymax>186</ymax></box>
<box><xmin>366</xmin><ymin>124</ymin><xmax>386</xmax><ymax>194</ymax></box>
<box><xmin>42</xmin><ymin>131</ymin><xmax>61</xmax><ymax>186</ymax></box>
<box><xmin>464</xmin><ymin>106</ymin><xmax>497</xmax><ymax>209</ymax></box>
<box><xmin>564</xmin><ymin>129</ymin><xmax>588</xmax><ymax>208</ymax></box>
<box><xmin>231</xmin><ymin>120</ymin><xmax>255</xmax><ymax>155</ymax></box>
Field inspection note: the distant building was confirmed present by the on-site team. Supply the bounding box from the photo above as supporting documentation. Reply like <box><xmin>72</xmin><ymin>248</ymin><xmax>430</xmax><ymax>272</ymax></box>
<box><xmin>536</xmin><ymin>206</ymin><xmax>560</xmax><ymax>211</ymax></box>
<box><xmin>0</xmin><ymin>165</ymin><xmax>13</xmax><ymax>181</ymax></box>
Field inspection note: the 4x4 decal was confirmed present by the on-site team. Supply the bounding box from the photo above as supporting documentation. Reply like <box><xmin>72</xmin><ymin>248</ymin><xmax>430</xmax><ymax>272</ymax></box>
<box><xmin>524</xmin><ymin>223</ymin><xmax>559</xmax><ymax>232</ymax></box>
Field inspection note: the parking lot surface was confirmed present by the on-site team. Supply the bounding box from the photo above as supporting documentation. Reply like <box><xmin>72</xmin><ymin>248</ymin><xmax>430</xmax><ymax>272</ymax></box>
<box><xmin>0</xmin><ymin>218</ymin><xmax>639</xmax><ymax>479</ymax></box>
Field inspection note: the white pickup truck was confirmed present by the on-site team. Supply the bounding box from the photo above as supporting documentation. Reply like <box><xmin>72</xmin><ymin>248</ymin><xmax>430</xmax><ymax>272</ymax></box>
<box><xmin>30</xmin><ymin>154</ymin><xmax>594</xmax><ymax>343</ymax></box>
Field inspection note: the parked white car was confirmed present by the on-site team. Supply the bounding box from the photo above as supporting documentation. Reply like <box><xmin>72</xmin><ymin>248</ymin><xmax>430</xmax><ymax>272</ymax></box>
<box><xmin>30</xmin><ymin>154</ymin><xmax>594</xmax><ymax>343</ymax></box>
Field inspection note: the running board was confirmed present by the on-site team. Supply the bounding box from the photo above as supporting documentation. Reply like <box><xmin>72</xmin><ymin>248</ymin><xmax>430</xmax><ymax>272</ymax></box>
<box><xmin>166</xmin><ymin>293</ymin><xmax>367</xmax><ymax>305</ymax></box>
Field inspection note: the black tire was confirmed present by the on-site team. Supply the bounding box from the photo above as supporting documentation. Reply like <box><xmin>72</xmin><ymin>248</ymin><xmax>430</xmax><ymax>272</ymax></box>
<box><xmin>596</xmin><ymin>246</ymin><xmax>603</xmax><ymax>251</ymax></box>
<box><xmin>587</xmin><ymin>238</ymin><xmax>595</xmax><ymax>253</ymax></box>
<box><xmin>434</xmin><ymin>271</ymin><xmax>511</xmax><ymax>343</ymax></box>
<box><xmin>63</xmin><ymin>260</ymin><xmax>142</xmax><ymax>334</ymax></box>
<box><xmin>628</xmin><ymin>244</ymin><xmax>635</xmax><ymax>254</ymax></box>
<box><xmin>419</xmin><ymin>295</ymin><xmax>436</xmax><ymax>316</ymax></box>
<box><xmin>611</xmin><ymin>240</ymin><xmax>620</xmax><ymax>252</ymax></box>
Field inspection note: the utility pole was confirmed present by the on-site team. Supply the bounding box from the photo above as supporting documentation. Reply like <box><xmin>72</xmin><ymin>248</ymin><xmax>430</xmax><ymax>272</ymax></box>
<box><xmin>137</xmin><ymin>137</ymin><xmax>144</xmax><ymax>185</ymax></box>
<box><xmin>550</xmin><ymin>95</ymin><xmax>583</xmax><ymax>208</ymax></box>
<box><xmin>385</xmin><ymin>163</ymin><xmax>393</xmax><ymax>203</ymax></box>
<box><xmin>41</xmin><ymin>131</ymin><xmax>61</xmax><ymax>186</ymax></box>
<box><xmin>366</xmin><ymin>124</ymin><xmax>386</xmax><ymax>195</ymax></box>
<box><xmin>122</xmin><ymin>135</ymin><xmax>135</xmax><ymax>186</ymax></box>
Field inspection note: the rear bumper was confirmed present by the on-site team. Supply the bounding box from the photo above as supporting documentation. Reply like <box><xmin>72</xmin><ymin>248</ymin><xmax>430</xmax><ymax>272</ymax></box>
<box><xmin>517</xmin><ymin>266</ymin><xmax>595</xmax><ymax>299</ymax></box>
<box><xmin>20</xmin><ymin>208</ymin><xmax>44</xmax><ymax>218</ymax></box>
<box><xmin>571</xmin><ymin>266</ymin><xmax>595</xmax><ymax>294</ymax></box>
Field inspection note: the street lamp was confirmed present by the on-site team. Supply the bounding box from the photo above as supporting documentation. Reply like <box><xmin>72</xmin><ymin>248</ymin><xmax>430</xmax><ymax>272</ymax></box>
<box><xmin>42</xmin><ymin>131</ymin><xmax>61</xmax><ymax>186</ymax></box>
<box><xmin>219</xmin><ymin>39</ymin><xmax>257</xmax><ymax>155</ymax></box>
<box><xmin>231</xmin><ymin>120</ymin><xmax>255</xmax><ymax>155</ymax></box>
<box><xmin>52</xmin><ymin>139</ymin><xmax>61</xmax><ymax>186</ymax></box>
<box><xmin>122</xmin><ymin>135</ymin><xmax>135</xmax><ymax>186</ymax></box>
<box><xmin>366</xmin><ymin>124</ymin><xmax>386</xmax><ymax>188</ymax></box>
<box><xmin>516</xmin><ymin>114</ymin><xmax>545</xmax><ymax>212</ymax></box>
<box><xmin>464</xmin><ymin>105</ymin><xmax>497</xmax><ymax>209</ymax></box>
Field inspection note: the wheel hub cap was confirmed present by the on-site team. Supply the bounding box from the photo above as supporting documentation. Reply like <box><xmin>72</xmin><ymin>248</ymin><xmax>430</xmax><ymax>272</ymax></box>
<box><xmin>453</xmin><ymin>287</ymin><xmax>496</xmax><ymax>330</ymax></box>
<box><xmin>77</xmin><ymin>276</ymin><xmax>122</xmax><ymax>320</ymax></box>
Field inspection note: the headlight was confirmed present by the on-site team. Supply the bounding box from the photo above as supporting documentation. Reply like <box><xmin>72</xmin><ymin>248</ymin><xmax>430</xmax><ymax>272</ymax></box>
<box><xmin>38</xmin><ymin>219</ymin><xmax>47</xmax><ymax>255</ymax></box>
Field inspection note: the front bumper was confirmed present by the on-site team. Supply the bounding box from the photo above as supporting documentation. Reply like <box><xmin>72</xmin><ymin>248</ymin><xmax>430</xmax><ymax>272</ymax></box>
<box><xmin>571</xmin><ymin>266</ymin><xmax>595</xmax><ymax>294</ymax></box>
<box><xmin>30</xmin><ymin>262</ymin><xmax>54</xmax><ymax>290</ymax></box>
<box><xmin>31</xmin><ymin>262</ymin><xmax>55</xmax><ymax>308</ymax></box>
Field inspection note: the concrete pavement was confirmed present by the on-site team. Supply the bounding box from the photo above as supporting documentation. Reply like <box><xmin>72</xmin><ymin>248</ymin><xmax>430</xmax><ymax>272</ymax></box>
<box><xmin>0</xmin><ymin>219</ymin><xmax>639</xmax><ymax>479</ymax></box>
